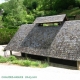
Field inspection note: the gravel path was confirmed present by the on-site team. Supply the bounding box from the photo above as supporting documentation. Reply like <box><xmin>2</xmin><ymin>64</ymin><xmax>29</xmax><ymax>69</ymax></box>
<box><xmin>0</xmin><ymin>45</ymin><xmax>80</xmax><ymax>80</ymax></box>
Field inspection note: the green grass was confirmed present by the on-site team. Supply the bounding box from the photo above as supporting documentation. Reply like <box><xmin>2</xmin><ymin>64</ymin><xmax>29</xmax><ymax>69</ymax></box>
<box><xmin>0</xmin><ymin>56</ymin><xmax>49</xmax><ymax>68</ymax></box>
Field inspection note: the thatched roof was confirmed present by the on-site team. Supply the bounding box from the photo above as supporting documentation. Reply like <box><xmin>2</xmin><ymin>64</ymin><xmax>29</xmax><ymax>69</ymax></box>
<box><xmin>34</xmin><ymin>14</ymin><xmax>67</xmax><ymax>23</ymax></box>
<box><xmin>5</xmin><ymin>14</ymin><xmax>80</xmax><ymax>61</ymax></box>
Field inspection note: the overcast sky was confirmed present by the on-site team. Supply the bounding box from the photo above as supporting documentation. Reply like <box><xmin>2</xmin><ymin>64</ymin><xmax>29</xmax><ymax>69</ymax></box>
<box><xmin>0</xmin><ymin>0</ymin><xmax>5</xmax><ymax>4</ymax></box>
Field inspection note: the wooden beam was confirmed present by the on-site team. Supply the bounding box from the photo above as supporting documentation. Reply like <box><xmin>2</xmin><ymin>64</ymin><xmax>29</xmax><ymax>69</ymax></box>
<box><xmin>77</xmin><ymin>61</ymin><xmax>80</xmax><ymax>70</ymax></box>
<box><xmin>10</xmin><ymin>50</ymin><xmax>12</xmax><ymax>55</ymax></box>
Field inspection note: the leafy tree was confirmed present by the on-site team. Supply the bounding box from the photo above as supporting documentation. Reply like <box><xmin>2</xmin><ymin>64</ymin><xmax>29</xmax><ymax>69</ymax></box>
<box><xmin>23</xmin><ymin>0</ymin><xmax>38</xmax><ymax>10</ymax></box>
<box><xmin>32</xmin><ymin>1</ymin><xmax>38</xmax><ymax>10</ymax></box>
<box><xmin>2</xmin><ymin>0</ymin><xmax>27</xmax><ymax>28</ymax></box>
<box><xmin>75</xmin><ymin>0</ymin><xmax>80</xmax><ymax>8</ymax></box>
<box><xmin>54</xmin><ymin>0</ymin><xmax>75</xmax><ymax>12</ymax></box>
<box><xmin>0</xmin><ymin>0</ymin><xmax>80</xmax><ymax>28</ymax></box>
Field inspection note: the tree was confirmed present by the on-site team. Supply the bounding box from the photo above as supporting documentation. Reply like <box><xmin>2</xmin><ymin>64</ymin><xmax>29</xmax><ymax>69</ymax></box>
<box><xmin>32</xmin><ymin>1</ymin><xmax>38</xmax><ymax>10</ymax></box>
<box><xmin>54</xmin><ymin>0</ymin><xmax>75</xmax><ymax>12</ymax></box>
<box><xmin>2</xmin><ymin>0</ymin><xmax>27</xmax><ymax>28</ymax></box>
<box><xmin>23</xmin><ymin>0</ymin><xmax>38</xmax><ymax>10</ymax></box>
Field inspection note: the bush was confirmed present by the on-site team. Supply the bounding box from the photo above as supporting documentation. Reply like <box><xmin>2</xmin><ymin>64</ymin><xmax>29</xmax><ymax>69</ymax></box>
<box><xmin>26</xmin><ymin>14</ymin><xmax>35</xmax><ymax>24</ymax></box>
<box><xmin>12</xmin><ymin>60</ymin><xmax>19</xmax><ymax>64</ymax></box>
<box><xmin>12</xmin><ymin>59</ymin><xmax>45</xmax><ymax>67</ymax></box>
<box><xmin>12</xmin><ymin>60</ymin><xmax>31</xmax><ymax>66</ymax></box>
<box><xmin>42</xmin><ymin>62</ymin><xmax>49</xmax><ymax>68</ymax></box>
<box><xmin>0</xmin><ymin>28</ymin><xmax>17</xmax><ymax>45</ymax></box>
<box><xmin>75</xmin><ymin>0</ymin><xmax>80</xmax><ymax>8</ymax></box>
<box><xmin>0</xmin><ymin>56</ymin><xmax>49</xmax><ymax>67</ymax></box>
<box><xmin>54</xmin><ymin>0</ymin><xmax>75</xmax><ymax>12</ymax></box>
<box><xmin>0</xmin><ymin>56</ymin><xmax>7</xmax><ymax>63</ymax></box>
<box><xmin>12</xmin><ymin>60</ymin><xmax>24</xmax><ymax>66</ymax></box>
<box><xmin>8</xmin><ymin>56</ymin><xmax>17</xmax><ymax>61</ymax></box>
<box><xmin>23</xmin><ymin>60</ymin><xmax>31</xmax><ymax>66</ymax></box>
<box><xmin>31</xmin><ymin>61</ymin><xmax>40</xmax><ymax>67</ymax></box>
<box><xmin>12</xmin><ymin>59</ymin><xmax>30</xmax><ymax>66</ymax></box>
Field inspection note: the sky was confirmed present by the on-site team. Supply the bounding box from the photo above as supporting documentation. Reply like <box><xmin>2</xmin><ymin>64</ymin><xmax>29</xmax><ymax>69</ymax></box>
<box><xmin>0</xmin><ymin>0</ymin><xmax>5</xmax><ymax>4</ymax></box>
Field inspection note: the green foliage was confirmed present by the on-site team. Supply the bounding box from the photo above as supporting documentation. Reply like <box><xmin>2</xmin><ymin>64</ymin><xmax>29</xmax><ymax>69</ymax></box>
<box><xmin>23</xmin><ymin>0</ymin><xmax>38</xmax><ymax>10</ymax></box>
<box><xmin>12</xmin><ymin>60</ymin><xmax>26</xmax><ymax>66</ymax></box>
<box><xmin>12</xmin><ymin>59</ymin><xmax>49</xmax><ymax>67</ymax></box>
<box><xmin>0</xmin><ymin>28</ymin><xmax>17</xmax><ymax>45</ymax></box>
<box><xmin>3</xmin><ymin>10</ymin><xmax>27</xmax><ymax>28</ymax></box>
<box><xmin>12</xmin><ymin>60</ymin><xmax>23</xmax><ymax>66</ymax></box>
<box><xmin>75</xmin><ymin>0</ymin><xmax>80</xmax><ymax>7</ymax></box>
<box><xmin>41</xmin><ymin>0</ymin><xmax>54</xmax><ymax>10</ymax></box>
<box><xmin>41</xmin><ymin>62</ymin><xmax>49</xmax><ymax>68</ymax></box>
<box><xmin>0</xmin><ymin>55</ymin><xmax>49</xmax><ymax>67</ymax></box>
<box><xmin>0</xmin><ymin>56</ymin><xmax>7</xmax><ymax>63</ymax></box>
<box><xmin>1</xmin><ymin>0</ymin><xmax>28</xmax><ymax>28</ymax></box>
<box><xmin>0</xmin><ymin>2</ymin><xmax>9</xmax><ymax>13</ymax></box>
<box><xmin>26</xmin><ymin>14</ymin><xmax>35</xmax><ymax>24</ymax></box>
<box><xmin>22</xmin><ymin>60</ymin><xmax>31</xmax><ymax>66</ymax></box>
<box><xmin>32</xmin><ymin>9</ymin><xmax>44</xmax><ymax>18</ymax></box>
<box><xmin>54</xmin><ymin>0</ymin><xmax>75</xmax><ymax>12</ymax></box>
<box><xmin>11</xmin><ymin>60</ymin><xmax>19</xmax><ymax>64</ymax></box>
<box><xmin>32</xmin><ymin>1</ymin><xmax>38</xmax><ymax>10</ymax></box>
<box><xmin>61</xmin><ymin>7</ymin><xmax>80</xmax><ymax>16</ymax></box>
<box><xmin>8</xmin><ymin>56</ymin><xmax>17</xmax><ymax>61</ymax></box>
<box><xmin>0</xmin><ymin>0</ymin><xmax>80</xmax><ymax>28</ymax></box>
<box><xmin>0</xmin><ymin>16</ymin><xmax>3</xmax><ymax>28</ymax></box>
<box><xmin>31</xmin><ymin>61</ymin><xmax>40</xmax><ymax>67</ymax></box>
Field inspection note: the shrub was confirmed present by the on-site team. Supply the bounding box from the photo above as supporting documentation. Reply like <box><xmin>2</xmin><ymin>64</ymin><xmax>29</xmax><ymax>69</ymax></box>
<box><xmin>26</xmin><ymin>14</ymin><xmax>35</xmax><ymax>24</ymax></box>
<box><xmin>32</xmin><ymin>1</ymin><xmax>38</xmax><ymax>10</ymax></box>
<box><xmin>31</xmin><ymin>61</ymin><xmax>40</xmax><ymax>67</ymax></box>
<box><xmin>0</xmin><ymin>56</ymin><xmax>7</xmax><ymax>63</ymax></box>
<box><xmin>23</xmin><ymin>60</ymin><xmax>31</xmax><ymax>66</ymax></box>
<box><xmin>12</xmin><ymin>60</ymin><xmax>19</xmax><ymax>64</ymax></box>
<box><xmin>0</xmin><ymin>28</ymin><xmax>17</xmax><ymax>45</ymax></box>
<box><xmin>54</xmin><ymin>0</ymin><xmax>75</xmax><ymax>12</ymax></box>
<box><xmin>12</xmin><ymin>60</ymin><xmax>24</xmax><ymax>66</ymax></box>
<box><xmin>0</xmin><ymin>56</ymin><xmax>2</xmax><ymax>58</ymax></box>
<box><xmin>0</xmin><ymin>55</ymin><xmax>49</xmax><ymax>68</ymax></box>
<box><xmin>42</xmin><ymin>62</ymin><xmax>49</xmax><ymax>68</ymax></box>
<box><xmin>12</xmin><ymin>60</ymin><xmax>31</xmax><ymax>66</ymax></box>
<box><xmin>75</xmin><ymin>0</ymin><xmax>80</xmax><ymax>8</ymax></box>
<box><xmin>8</xmin><ymin>56</ymin><xmax>17</xmax><ymax>61</ymax></box>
